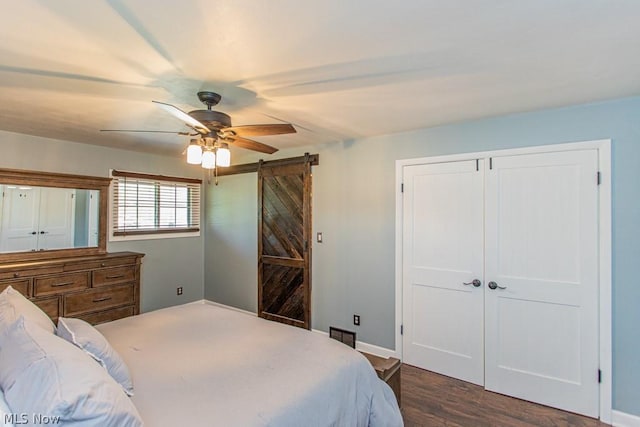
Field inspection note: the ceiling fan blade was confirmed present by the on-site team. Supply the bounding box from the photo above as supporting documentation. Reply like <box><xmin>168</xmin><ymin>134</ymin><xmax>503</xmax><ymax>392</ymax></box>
<box><xmin>223</xmin><ymin>123</ymin><xmax>296</xmax><ymax>137</ymax></box>
<box><xmin>152</xmin><ymin>101</ymin><xmax>211</xmax><ymax>134</ymax></box>
<box><xmin>100</xmin><ymin>129</ymin><xmax>196</xmax><ymax>135</ymax></box>
<box><xmin>226</xmin><ymin>136</ymin><xmax>279</xmax><ymax>154</ymax></box>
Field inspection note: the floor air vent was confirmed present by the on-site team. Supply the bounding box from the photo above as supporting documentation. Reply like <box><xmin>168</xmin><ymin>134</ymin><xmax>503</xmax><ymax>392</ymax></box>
<box><xmin>329</xmin><ymin>327</ymin><xmax>356</xmax><ymax>349</ymax></box>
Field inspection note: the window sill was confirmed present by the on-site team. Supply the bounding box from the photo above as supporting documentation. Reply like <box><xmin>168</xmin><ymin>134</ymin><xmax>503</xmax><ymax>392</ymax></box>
<box><xmin>109</xmin><ymin>231</ymin><xmax>201</xmax><ymax>242</ymax></box>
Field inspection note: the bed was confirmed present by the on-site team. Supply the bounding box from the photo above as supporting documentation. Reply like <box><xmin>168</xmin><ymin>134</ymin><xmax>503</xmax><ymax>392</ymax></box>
<box><xmin>95</xmin><ymin>302</ymin><xmax>403</xmax><ymax>426</ymax></box>
<box><xmin>1</xmin><ymin>288</ymin><xmax>402</xmax><ymax>426</ymax></box>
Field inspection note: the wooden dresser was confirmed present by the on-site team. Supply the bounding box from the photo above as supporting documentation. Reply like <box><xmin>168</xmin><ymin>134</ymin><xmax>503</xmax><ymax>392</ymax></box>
<box><xmin>0</xmin><ymin>251</ymin><xmax>144</xmax><ymax>325</ymax></box>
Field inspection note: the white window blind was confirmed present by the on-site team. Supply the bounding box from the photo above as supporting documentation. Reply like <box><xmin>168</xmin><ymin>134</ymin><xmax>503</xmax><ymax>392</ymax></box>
<box><xmin>111</xmin><ymin>170</ymin><xmax>201</xmax><ymax>236</ymax></box>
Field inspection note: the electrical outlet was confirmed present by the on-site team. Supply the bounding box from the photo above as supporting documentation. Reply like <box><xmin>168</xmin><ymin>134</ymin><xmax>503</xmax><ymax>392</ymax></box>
<box><xmin>353</xmin><ymin>314</ymin><xmax>360</xmax><ymax>326</ymax></box>
<box><xmin>176</xmin><ymin>286</ymin><xmax>183</xmax><ymax>296</ymax></box>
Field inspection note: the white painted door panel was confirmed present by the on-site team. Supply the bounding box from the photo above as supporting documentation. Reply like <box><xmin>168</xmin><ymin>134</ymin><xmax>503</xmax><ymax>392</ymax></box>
<box><xmin>485</xmin><ymin>150</ymin><xmax>599</xmax><ymax>417</ymax></box>
<box><xmin>38</xmin><ymin>187</ymin><xmax>75</xmax><ymax>250</ymax></box>
<box><xmin>403</xmin><ymin>160</ymin><xmax>484</xmax><ymax>385</ymax></box>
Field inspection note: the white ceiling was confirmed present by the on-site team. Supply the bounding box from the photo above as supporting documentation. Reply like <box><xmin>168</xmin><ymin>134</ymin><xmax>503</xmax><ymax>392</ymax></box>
<box><xmin>1</xmin><ymin>0</ymin><xmax>639</xmax><ymax>157</ymax></box>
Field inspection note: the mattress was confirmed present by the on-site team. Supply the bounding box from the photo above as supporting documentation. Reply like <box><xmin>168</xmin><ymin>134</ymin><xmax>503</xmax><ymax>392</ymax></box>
<box><xmin>96</xmin><ymin>302</ymin><xmax>403</xmax><ymax>426</ymax></box>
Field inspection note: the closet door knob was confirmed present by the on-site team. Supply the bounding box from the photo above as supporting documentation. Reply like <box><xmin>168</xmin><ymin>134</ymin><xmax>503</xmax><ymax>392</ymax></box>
<box><xmin>488</xmin><ymin>281</ymin><xmax>507</xmax><ymax>290</ymax></box>
<box><xmin>463</xmin><ymin>279</ymin><xmax>482</xmax><ymax>288</ymax></box>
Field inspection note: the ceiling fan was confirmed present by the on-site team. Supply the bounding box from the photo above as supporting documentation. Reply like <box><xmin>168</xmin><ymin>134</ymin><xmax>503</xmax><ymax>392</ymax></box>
<box><xmin>101</xmin><ymin>91</ymin><xmax>296</xmax><ymax>168</ymax></box>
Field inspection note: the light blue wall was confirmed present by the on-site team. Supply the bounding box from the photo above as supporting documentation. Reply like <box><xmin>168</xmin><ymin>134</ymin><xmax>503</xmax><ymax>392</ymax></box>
<box><xmin>204</xmin><ymin>96</ymin><xmax>640</xmax><ymax>415</ymax></box>
<box><xmin>204</xmin><ymin>173</ymin><xmax>258</xmax><ymax>311</ymax></box>
<box><xmin>0</xmin><ymin>130</ymin><xmax>205</xmax><ymax>312</ymax></box>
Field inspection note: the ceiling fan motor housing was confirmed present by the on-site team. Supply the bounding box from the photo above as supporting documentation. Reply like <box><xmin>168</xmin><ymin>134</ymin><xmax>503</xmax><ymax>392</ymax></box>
<box><xmin>189</xmin><ymin>110</ymin><xmax>232</xmax><ymax>129</ymax></box>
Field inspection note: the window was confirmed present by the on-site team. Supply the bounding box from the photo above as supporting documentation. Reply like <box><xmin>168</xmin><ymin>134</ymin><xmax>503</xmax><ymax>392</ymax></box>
<box><xmin>111</xmin><ymin>170</ymin><xmax>201</xmax><ymax>237</ymax></box>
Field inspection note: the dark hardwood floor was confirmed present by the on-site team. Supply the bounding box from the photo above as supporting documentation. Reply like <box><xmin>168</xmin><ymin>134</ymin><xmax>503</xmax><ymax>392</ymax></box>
<box><xmin>401</xmin><ymin>364</ymin><xmax>610</xmax><ymax>427</ymax></box>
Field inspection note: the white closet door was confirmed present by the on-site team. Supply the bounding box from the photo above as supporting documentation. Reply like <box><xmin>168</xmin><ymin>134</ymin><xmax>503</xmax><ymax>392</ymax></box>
<box><xmin>402</xmin><ymin>160</ymin><xmax>485</xmax><ymax>385</ymax></box>
<box><xmin>0</xmin><ymin>186</ymin><xmax>40</xmax><ymax>252</ymax></box>
<box><xmin>484</xmin><ymin>150</ymin><xmax>599</xmax><ymax>417</ymax></box>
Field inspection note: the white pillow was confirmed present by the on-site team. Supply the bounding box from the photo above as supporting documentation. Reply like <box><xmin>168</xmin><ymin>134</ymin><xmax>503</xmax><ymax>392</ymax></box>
<box><xmin>0</xmin><ymin>316</ymin><xmax>143</xmax><ymax>427</ymax></box>
<box><xmin>0</xmin><ymin>286</ymin><xmax>55</xmax><ymax>334</ymax></box>
<box><xmin>0</xmin><ymin>390</ymin><xmax>15</xmax><ymax>427</ymax></box>
<box><xmin>57</xmin><ymin>317</ymin><xmax>134</xmax><ymax>396</ymax></box>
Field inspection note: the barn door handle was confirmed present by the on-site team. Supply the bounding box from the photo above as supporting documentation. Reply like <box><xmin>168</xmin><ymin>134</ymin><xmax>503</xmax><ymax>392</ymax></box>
<box><xmin>488</xmin><ymin>281</ymin><xmax>507</xmax><ymax>290</ymax></box>
<box><xmin>463</xmin><ymin>279</ymin><xmax>482</xmax><ymax>287</ymax></box>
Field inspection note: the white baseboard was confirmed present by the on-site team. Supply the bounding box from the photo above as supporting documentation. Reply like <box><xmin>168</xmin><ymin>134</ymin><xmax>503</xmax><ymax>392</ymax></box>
<box><xmin>356</xmin><ymin>341</ymin><xmax>399</xmax><ymax>359</ymax></box>
<box><xmin>202</xmin><ymin>299</ymin><xmax>257</xmax><ymax>316</ymax></box>
<box><xmin>612</xmin><ymin>410</ymin><xmax>640</xmax><ymax>427</ymax></box>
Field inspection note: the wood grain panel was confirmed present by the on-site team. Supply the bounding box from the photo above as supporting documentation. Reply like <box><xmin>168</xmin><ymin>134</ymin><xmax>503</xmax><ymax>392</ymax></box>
<box><xmin>92</xmin><ymin>266</ymin><xmax>135</xmax><ymax>287</ymax></box>
<box><xmin>34</xmin><ymin>272</ymin><xmax>89</xmax><ymax>296</ymax></box>
<box><xmin>64</xmin><ymin>283</ymin><xmax>133</xmax><ymax>316</ymax></box>
<box><xmin>63</xmin><ymin>255</ymin><xmax>138</xmax><ymax>272</ymax></box>
<box><xmin>258</xmin><ymin>157</ymin><xmax>312</xmax><ymax>329</ymax></box>
<box><xmin>76</xmin><ymin>306</ymin><xmax>135</xmax><ymax>325</ymax></box>
<box><xmin>0</xmin><ymin>266</ymin><xmax>63</xmax><ymax>281</ymax></box>
<box><xmin>262</xmin><ymin>175</ymin><xmax>304</xmax><ymax>258</ymax></box>
<box><xmin>31</xmin><ymin>296</ymin><xmax>60</xmax><ymax>321</ymax></box>
<box><xmin>261</xmin><ymin>264</ymin><xmax>305</xmax><ymax>322</ymax></box>
<box><xmin>0</xmin><ymin>278</ymin><xmax>30</xmax><ymax>295</ymax></box>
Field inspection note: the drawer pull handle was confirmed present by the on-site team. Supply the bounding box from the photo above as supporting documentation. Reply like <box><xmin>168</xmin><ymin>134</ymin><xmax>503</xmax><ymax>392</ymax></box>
<box><xmin>106</xmin><ymin>275</ymin><xmax>125</xmax><ymax>279</ymax></box>
<box><xmin>52</xmin><ymin>282</ymin><xmax>74</xmax><ymax>287</ymax></box>
<box><xmin>93</xmin><ymin>297</ymin><xmax>112</xmax><ymax>303</ymax></box>
<box><xmin>13</xmin><ymin>273</ymin><xmax>20</xmax><ymax>278</ymax></box>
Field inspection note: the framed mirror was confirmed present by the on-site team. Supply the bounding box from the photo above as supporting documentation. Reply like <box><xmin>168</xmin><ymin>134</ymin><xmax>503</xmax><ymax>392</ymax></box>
<box><xmin>0</xmin><ymin>168</ymin><xmax>110</xmax><ymax>263</ymax></box>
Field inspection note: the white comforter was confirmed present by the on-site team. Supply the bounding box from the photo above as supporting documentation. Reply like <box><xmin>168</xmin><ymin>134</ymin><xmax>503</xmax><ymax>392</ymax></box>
<box><xmin>97</xmin><ymin>302</ymin><xmax>403</xmax><ymax>427</ymax></box>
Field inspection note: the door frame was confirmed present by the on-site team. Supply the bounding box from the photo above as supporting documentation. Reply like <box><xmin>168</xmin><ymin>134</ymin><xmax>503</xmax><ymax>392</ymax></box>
<box><xmin>395</xmin><ymin>139</ymin><xmax>612</xmax><ymax>422</ymax></box>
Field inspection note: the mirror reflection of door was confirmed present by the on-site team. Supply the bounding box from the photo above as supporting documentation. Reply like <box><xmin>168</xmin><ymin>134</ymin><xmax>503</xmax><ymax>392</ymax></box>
<box><xmin>0</xmin><ymin>185</ymin><xmax>40</xmax><ymax>252</ymax></box>
<box><xmin>88</xmin><ymin>190</ymin><xmax>100</xmax><ymax>247</ymax></box>
<box><xmin>0</xmin><ymin>186</ymin><xmax>76</xmax><ymax>252</ymax></box>
<box><xmin>38</xmin><ymin>187</ymin><xmax>75</xmax><ymax>250</ymax></box>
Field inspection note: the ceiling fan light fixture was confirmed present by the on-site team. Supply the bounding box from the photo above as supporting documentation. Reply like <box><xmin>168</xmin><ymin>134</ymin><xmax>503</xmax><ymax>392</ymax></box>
<box><xmin>187</xmin><ymin>139</ymin><xmax>203</xmax><ymax>165</ymax></box>
<box><xmin>216</xmin><ymin>143</ymin><xmax>231</xmax><ymax>167</ymax></box>
<box><xmin>201</xmin><ymin>149</ymin><xmax>216</xmax><ymax>169</ymax></box>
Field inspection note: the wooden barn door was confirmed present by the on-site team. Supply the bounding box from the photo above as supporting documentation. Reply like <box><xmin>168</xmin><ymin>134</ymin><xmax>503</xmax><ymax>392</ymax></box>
<box><xmin>258</xmin><ymin>159</ymin><xmax>312</xmax><ymax>329</ymax></box>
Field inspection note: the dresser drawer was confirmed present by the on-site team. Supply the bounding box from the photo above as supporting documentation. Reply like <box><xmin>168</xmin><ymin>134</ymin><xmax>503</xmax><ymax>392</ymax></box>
<box><xmin>34</xmin><ymin>272</ymin><xmax>89</xmax><ymax>297</ymax></box>
<box><xmin>0</xmin><ymin>278</ymin><xmax>30</xmax><ymax>296</ymax></box>
<box><xmin>64</xmin><ymin>284</ymin><xmax>134</xmax><ymax>317</ymax></box>
<box><xmin>0</xmin><ymin>266</ymin><xmax>63</xmax><ymax>281</ymax></box>
<box><xmin>77</xmin><ymin>306</ymin><xmax>135</xmax><ymax>325</ymax></box>
<box><xmin>64</xmin><ymin>256</ymin><xmax>139</xmax><ymax>272</ymax></box>
<box><xmin>92</xmin><ymin>266</ymin><xmax>136</xmax><ymax>287</ymax></box>
<box><xmin>32</xmin><ymin>296</ymin><xmax>60</xmax><ymax>322</ymax></box>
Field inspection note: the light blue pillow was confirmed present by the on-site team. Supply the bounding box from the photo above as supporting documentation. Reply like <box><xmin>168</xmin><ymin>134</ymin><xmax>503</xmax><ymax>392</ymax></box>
<box><xmin>0</xmin><ymin>286</ymin><xmax>55</xmax><ymax>335</ymax></box>
<box><xmin>0</xmin><ymin>390</ymin><xmax>15</xmax><ymax>427</ymax></box>
<box><xmin>0</xmin><ymin>317</ymin><xmax>143</xmax><ymax>427</ymax></box>
<box><xmin>57</xmin><ymin>317</ymin><xmax>134</xmax><ymax>396</ymax></box>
